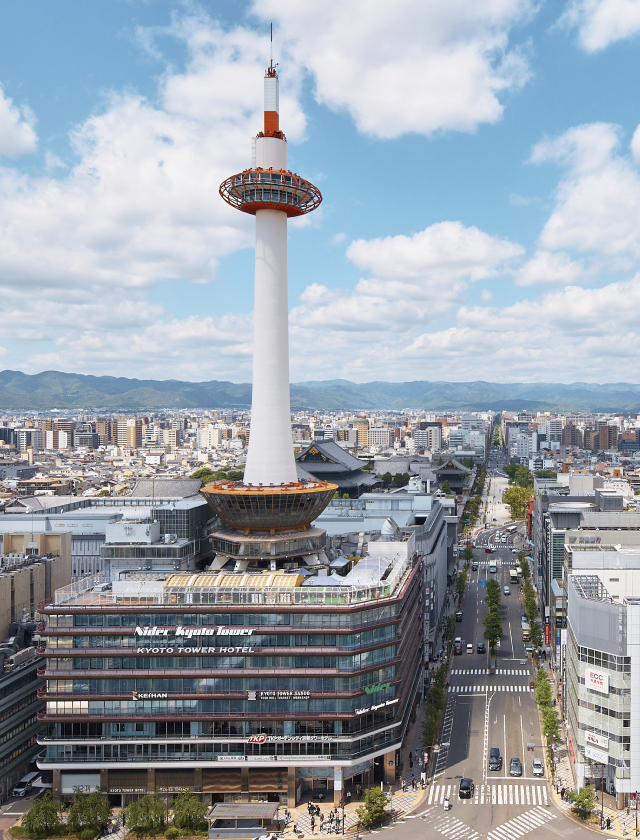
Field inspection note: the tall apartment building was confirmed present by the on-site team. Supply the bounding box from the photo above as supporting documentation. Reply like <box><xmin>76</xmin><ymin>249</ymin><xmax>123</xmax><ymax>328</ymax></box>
<box><xmin>563</xmin><ymin>423</ymin><xmax>583</xmax><ymax>448</ymax></box>
<box><xmin>369</xmin><ymin>428</ymin><xmax>393</xmax><ymax>448</ymax></box>
<box><xmin>16</xmin><ymin>429</ymin><xmax>43</xmax><ymax>452</ymax></box>
<box><xmin>352</xmin><ymin>419</ymin><xmax>369</xmax><ymax>447</ymax></box>
<box><xmin>117</xmin><ymin>418</ymin><xmax>142</xmax><ymax>449</ymax></box>
<box><xmin>599</xmin><ymin>424</ymin><xmax>619</xmax><ymax>451</ymax></box>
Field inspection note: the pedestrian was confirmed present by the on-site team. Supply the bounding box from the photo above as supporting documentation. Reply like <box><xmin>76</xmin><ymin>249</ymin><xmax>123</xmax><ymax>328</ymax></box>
<box><xmin>561</xmin><ymin>787</ymin><xmax>566</xmax><ymax>800</ymax></box>
<box><xmin>294</xmin><ymin>823</ymin><xmax>298</xmax><ymax>835</ymax></box>
<box><xmin>402</xmin><ymin>779</ymin><xmax>406</xmax><ymax>792</ymax></box>
<box><xmin>606</xmin><ymin>817</ymin><xmax>611</xmax><ymax>830</ymax></box>
<box><xmin>311</xmin><ymin>815</ymin><xmax>315</xmax><ymax>832</ymax></box>
<box><xmin>320</xmin><ymin>814</ymin><xmax>324</xmax><ymax>832</ymax></box>
<box><xmin>346</xmin><ymin>790</ymin><xmax>351</xmax><ymax>804</ymax></box>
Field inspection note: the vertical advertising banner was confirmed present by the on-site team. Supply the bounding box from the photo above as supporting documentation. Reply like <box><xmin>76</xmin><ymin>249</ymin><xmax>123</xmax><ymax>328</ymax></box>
<box><xmin>544</xmin><ymin>624</ymin><xmax>551</xmax><ymax>645</ymax></box>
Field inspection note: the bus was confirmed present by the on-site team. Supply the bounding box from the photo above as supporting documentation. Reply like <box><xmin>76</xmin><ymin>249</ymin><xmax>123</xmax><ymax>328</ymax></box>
<box><xmin>506</xmin><ymin>525</ymin><xmax>517</xmax><ymax>534</ymax></box>
<box><xmin>509</xmin><ymin>568</ymin><xmax>518</xmax><ymax>584</ymax></box>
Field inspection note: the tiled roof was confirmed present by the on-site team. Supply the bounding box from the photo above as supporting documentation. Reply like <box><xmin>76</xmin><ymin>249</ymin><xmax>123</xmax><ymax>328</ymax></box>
<box><xmin>129</xmin><ymin>478</ymin><xmax>203</xmax><ymax>499</ymax></box>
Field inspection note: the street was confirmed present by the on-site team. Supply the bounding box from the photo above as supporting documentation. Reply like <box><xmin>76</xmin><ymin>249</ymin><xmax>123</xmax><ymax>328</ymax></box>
<box><xmin>387</xmin><ymin>542</ymin><xmax>604</xmax><ymax>840</ymax></box>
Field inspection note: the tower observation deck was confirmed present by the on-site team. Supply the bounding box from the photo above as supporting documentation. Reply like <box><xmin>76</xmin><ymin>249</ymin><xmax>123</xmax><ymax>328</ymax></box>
<box><xmin>203</xmin><ymin>62</ymin><xmax>336</xmax><ymax>564</ymax></box>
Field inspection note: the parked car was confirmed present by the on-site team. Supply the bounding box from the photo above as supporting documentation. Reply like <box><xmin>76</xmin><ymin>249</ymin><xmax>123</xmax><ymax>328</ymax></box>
<box><xmin>532</xmin><ymin>758</ymin><xmax>544</xmax><ymax>777</ymax></box>
<box><xmin>459</xmin><ymin>778</ymin><xmax>474</xmax><ymax>799</ymax></box>
<box><xmin>488</xmin><ymin>748</ymin><xmax>502</xmax><ymax>771</ymax></box>
<box><xmin>510</xmin><ymin>758</ymin><xmax>522</xmax><ymax>777</ymax></box>
<box><xmin>466</xmin><ymin>643</ymin><xmax>473</xmax><ymax>655</ymax></box>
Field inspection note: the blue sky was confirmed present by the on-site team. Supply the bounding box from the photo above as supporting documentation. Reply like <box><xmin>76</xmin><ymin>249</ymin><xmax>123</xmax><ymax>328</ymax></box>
<box><xmin>0</xmin><ymin>0</ymin><xmax>640</xmax><ymax>383</ymax></box>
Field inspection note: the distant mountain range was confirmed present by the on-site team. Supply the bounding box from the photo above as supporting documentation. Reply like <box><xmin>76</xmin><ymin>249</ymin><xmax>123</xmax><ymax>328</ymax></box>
<box><xmin>0</xmin><ymin>370</ymin><xmax>638</xmax><ymax>412</ymax></box>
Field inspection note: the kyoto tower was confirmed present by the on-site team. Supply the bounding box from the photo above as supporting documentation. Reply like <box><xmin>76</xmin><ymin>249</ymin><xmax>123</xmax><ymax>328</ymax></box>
<box><xmin>202</xmin><ymin>54</ymin><xmax>337</xmax><ymax>569</ymax></box>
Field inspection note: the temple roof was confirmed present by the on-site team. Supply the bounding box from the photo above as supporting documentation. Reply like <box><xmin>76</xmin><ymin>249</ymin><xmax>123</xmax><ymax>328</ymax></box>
<box><xmin>296</xmin><ymin>440</ymin><xmax>366</xmax><ymax>473</ymax></box>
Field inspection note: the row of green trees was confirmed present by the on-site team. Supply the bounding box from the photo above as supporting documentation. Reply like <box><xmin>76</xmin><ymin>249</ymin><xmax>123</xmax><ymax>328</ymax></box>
<box><xmin>379</xmin><ymin>472</ymin><xmax>411</xmax><ymax>488</ymax></box>
<box><xmin>22</xmin><ymin>790</ymin><xmax>207</xmax><ymax>840</ymax></box>
<box><xmin>502</xmin><ymin>464</ymin><xmax>534</xmax><ymax>520</ymax></box>
<box><xmin>533</xmin><ymin>668</ymin><xmax>560</xmax><ymax>745</ymax></box>
<box><xmin>191</xmin><ymin>466</ymin><xmax>244</xmax><ymax>483</ymax></box>
<box><xmin>519</xmin><ymin>552</ymin><xmax>543</xmax><ymax>648</ymax></box>
<box><xmin>482</xmin><ymin>579</ymin><xmax>503</xmax><ymax>653</ymax></box>
<box><xmin>455</xmin><ymin>569</ymin><xmax>468</xmax><ymax>606</ymax></box>
<box><xmin>422</xmin><ymin>663</ymin><xmax>448</xmax><ymax>750</ymax></box>
<box><xmin>23</xmin><ymin>791</ymin><xmax>111</xmax><ymax>840</ymax></box>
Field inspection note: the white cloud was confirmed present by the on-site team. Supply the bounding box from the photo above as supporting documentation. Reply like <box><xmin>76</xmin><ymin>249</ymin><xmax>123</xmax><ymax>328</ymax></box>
<box><xmin>289</xmin><ymin>222</ymin><xmax>522</xmax><ymax>335</ymax></box>
<box><xmin>257</xmin><ymin>0</ymin><xmax>534</xmax><ymax>138</ymax></box>
<box><xmin>530</xmin><ymin>122</ymin><xmax>640</xmax><ymax>264</ymax></box>
<box><xmin>559</xmin><ymin>0</ymin><xmax>640</xmax><ymax>53</ymax></box>
<box><xmin>514</xmin><ymin>249</ymin><xmax>585</xmax><ymax>285</ymax></box>
<box><xmin>0</xmin><ymin>16</ymin><xmax>311</xmax><ymax>300</ymax></box>
<box><xmin>0</xmin><ymin>85</ymin><xmax>36</xmax><ymax>158</ymax></box>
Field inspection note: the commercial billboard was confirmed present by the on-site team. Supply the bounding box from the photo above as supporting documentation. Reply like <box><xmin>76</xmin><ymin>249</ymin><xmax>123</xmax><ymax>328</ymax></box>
<box><xmin>585</xmin><ymin>731</ymin><xmax>609</xmax><ymax>750</ymax></box>
<box><xmin>585</xmin><ymin>745</ymin><xmax>608</xmax><ymax>765</ymax></box>
<box><xmin>585</xmin><ymin>669</ymin><xmax>609</xmax><ymax>694</ymax></box>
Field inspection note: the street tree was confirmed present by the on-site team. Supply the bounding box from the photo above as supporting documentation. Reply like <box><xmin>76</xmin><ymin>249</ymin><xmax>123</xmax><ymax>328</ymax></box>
<box><xmin>541</xmin><ymin>707</ymin><xmax>560</xmax><ymax>743</ymax></box>
<box><xmin>125</xmin><ymin>794</ymin><xmax>167</xmax><ymax>837</ymax></box>
<box><xmin>67</xmin><ymin>790</ymin><xmax>112</xmax><ymax>837</ymax></box>
<box><xmin>530</xmin><ymin>622</ymin><xmax>543</xmax><ymax>648</ymax></box>
<box><xmin>483</xmin><ymin>608</ymin><xmax>502</xmax><ymax>651</ymax></box>
<box><xmin>172</xmin><ymin>792</ymin><xmax>208</xmax><ymax>831</ymax></box>
<box><xmin>567</xmin><ymin>786</ymin><xmax>597</xmax><ymax>819</ymax></box>
<box><xmin>534</xmin><ymin>674</ymin><xmax>552</xmax><ymax>706</ymax></box>
<box><xmin>455</xmin><ymin>571</ymin><xmax>467</xmax><ymax>605</ymax></box>
<box><xmin>502</xmin><ymin>486</ymin><xmax>531</xmax><ymax>520</ymax></box>
<box><xmin>22</xmin><ymin>792</ymin><xmax>62</xmax><ymax>840</ymax></box>
<box><xmin>356</xmin><ymin>786</ymin><xmax>388</xmax><ymax>828</ymax></box>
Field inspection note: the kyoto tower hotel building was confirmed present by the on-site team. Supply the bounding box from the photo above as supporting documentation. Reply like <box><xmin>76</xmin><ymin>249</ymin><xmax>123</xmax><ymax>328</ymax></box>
<box><xmin>37</xmin><ymin>62</ymin><xmax>424</xmax><ymax>808</ymax></box>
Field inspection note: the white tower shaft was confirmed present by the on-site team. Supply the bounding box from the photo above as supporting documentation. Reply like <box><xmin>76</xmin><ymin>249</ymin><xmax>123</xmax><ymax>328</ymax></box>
<box><xmin>243</xmin><ymin>73</ymin><xmax>297</xmax><ymax>487</ymax></box>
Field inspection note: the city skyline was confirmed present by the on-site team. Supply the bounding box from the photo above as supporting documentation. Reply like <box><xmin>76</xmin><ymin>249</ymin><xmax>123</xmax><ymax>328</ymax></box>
<box><xmin>0</xmin><ymin>2</ymin><xmax>640</xmax><ymax>382</ymax></box>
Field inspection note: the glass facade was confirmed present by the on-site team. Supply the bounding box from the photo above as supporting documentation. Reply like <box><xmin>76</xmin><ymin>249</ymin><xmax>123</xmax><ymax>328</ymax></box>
<box><xmin>38</xmin><ymin>560</ymin><xmax>423</xmax><ymax>806</ymax></box>
<box><xmin>201</xmin><ymin>483</ymin><xmax>335</xmax><ymax>531</ymax></box>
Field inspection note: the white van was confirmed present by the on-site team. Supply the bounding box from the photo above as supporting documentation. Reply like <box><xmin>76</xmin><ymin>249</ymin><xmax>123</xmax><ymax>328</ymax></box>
<box><xmin>12</xmin><ymin>771</ymin><xmax>38</xmax><ymax>797</ymax></box>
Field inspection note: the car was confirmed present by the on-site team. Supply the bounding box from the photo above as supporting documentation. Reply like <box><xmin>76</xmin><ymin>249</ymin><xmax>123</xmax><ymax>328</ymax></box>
<box><xmin>532</xmin><ymin>758</ymin><xmax>544</xmax><ymax>777</ymax></box>
<box><xmin>472</xmin><ymin>563</ymin><xmax>478</xmax><ymax>571</ymax></box>
<box><xmin>454</xmin><ymin>637</ymin><xmax>462</xmax><ymax>643</ymax></box>
<box><xmin>459</xmin><ymin>778</ymin><xmax>474</xmax><ymax>799</ymax></box>
<box><xmin>466</xmin><ymin>643</ymin><xmax>473</xmax><ymax>655</ymax></box>
<box><xmin>489</xmin><ymin>565</ymin><xmax>497</xmax><ymax>573</ymax></box>
<box><xmin>510</xmin><ymin>758</ymin><xmax>522</xmax><ymax>776</ymax></box>
<box><xmin>525</xmin><ymin>643</ymin><xmax>534</xmax><ymax>656</ymax></box>
<box><xmin>488</xmin><ymin>748</ymin><xmax>502</xmax><ymax>771</ymax></box>
<box><xmin>504</xmin><ymin>586</ymin><xmax>510</xmax><ymax>596</ymax></box>
<box><xmin>455</xmin><ymin>610</ymin><xmax>463</xmax><ymax>622</ymax></box>
<box><xmin>477</xmin><ymin>642</ymin><xmax>485</xmax><ymax>654</ymax></box>
<box><xmin>454</xmin><ymin>642</ymin><xmax>462</xmax><ymax>655</ymax></box>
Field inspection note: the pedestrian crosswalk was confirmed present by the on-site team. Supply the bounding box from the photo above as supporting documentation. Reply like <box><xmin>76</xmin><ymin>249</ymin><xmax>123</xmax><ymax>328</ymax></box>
<box><xmin>427</xmin><ymin>784</ymin><xmax>548</xmax><ymax>807</ymax></box>
<box><xmin>430</xmin><ymin>813</ymin><xmax>481</xmax><ymax>840</ymax></box>
<box><xmin>487</xmin><ymin>806</ymin><xmax>556</xmax><ymax>839</ymax></box>
<box><xmin>448</xmin><ymin>685</ymin><xmax>532</xmax><ymax>693</ymax></box>
<box><xmin>450</xmin><ymin>669</ymin><xmax>529</xmax><ymax>675</ymax></box>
